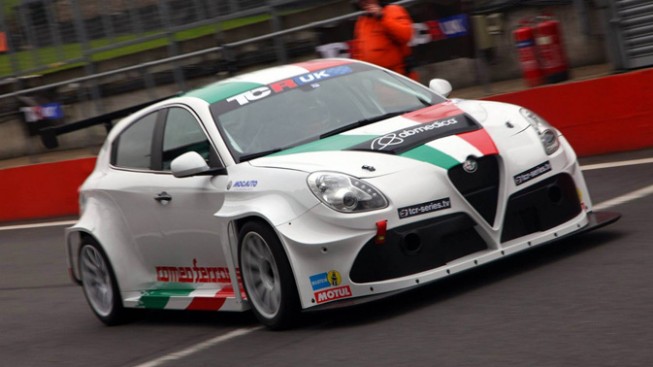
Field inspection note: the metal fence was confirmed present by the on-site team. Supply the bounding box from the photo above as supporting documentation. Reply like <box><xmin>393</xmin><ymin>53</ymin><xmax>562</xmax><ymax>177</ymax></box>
<box><xmin>0</xmin><ymin>0</ymin><xmax>324</xmax><ymax>79</ymax></box>
<box><xmin>0</xmin><ymin>0</ymin><xmax>355</xmax><ymax>120</ymax></box>
<box><xmin>0</xmin><ymin>0</ymin><xmax>371</xmax><ymax>141</ymax></box>
<box><xmin>0</xmin><ymin>0</ymin><xmax>597</xmax><ymax>155</ymax></box>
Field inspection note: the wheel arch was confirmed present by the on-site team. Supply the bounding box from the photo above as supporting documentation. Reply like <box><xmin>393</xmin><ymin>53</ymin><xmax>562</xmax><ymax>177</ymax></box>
<box><xmin>235</xmin><ymin>217</ymin><xmax>302</xmax><ymax>329</ymax></box>
<box><xmin>65</xmin><ymin>228</ymin><xmax>101</xmax><ymax>285</ymax></box>
<box><xmin>230</xmin><ymin>214</ymin><xmax>303</xmax><ymax>304</ymax></box>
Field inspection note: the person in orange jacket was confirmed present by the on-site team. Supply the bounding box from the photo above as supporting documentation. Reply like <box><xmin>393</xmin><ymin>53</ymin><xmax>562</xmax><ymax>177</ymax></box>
<box><xmin>351</xmin><ymin>0</ymin><xmax>418</xmax><ymax>80</ymax></box>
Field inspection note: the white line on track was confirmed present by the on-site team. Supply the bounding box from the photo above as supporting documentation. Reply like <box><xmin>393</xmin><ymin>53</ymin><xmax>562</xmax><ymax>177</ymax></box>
<box><xmin>132</xmin><ymin>327</ymin><xmax>263</xmax><ymax>367</ymax></box>
<box><xmin>593</xmin><ymin>184</ymin><xmax>653</xmax><ymax>210</ymax></box>
<box><xmin>0</xmin><ymin>219</ymin><xmax>77</xmax><ymax>232</ymax></box>
<box><xmin>580</xmin><ymin>157</ymin><xmax>653</xmax><ymax>171</ymax></box>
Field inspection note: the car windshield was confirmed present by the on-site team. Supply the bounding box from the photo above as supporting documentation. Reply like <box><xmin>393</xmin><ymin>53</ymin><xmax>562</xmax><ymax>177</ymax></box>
<box><xmin>211</xmin><ymin>64</ymin><xmax>447</xmax><ymax>162</ymax></box>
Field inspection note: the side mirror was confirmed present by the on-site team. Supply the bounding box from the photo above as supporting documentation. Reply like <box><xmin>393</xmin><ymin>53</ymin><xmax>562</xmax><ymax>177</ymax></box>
<box><xmin>428</xmin><ymin>79</ymin><xmax>453</xmax><ymax>98</ymax></box>
<box><xmin>171</xmin><ymin>151</ymin><xmax>211</xmax><ymax>178</ymax></box>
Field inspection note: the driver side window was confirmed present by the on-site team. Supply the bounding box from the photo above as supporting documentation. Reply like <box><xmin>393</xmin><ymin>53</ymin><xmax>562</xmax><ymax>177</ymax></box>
<box><xmin>161</xmin><ymin>107</ymin><xmax>222</xmax><ymax>171</ymax></box>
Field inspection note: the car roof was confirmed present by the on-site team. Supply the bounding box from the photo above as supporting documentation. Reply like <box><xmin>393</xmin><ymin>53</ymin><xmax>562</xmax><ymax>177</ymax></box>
<box><xmin>182</xmin><ymin>58</ymin><xmax>361</xmax><ymax>104</ymax></box>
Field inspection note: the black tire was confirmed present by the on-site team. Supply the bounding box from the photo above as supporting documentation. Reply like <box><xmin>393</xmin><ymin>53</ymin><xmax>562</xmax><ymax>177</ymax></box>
<box><xmin>238</xmin><ymin>221</ymin><xmax>301</xmax><ymax>330</ymax></box>
<box><xmin>78</xmin><ymin>240</ymin><xmax>131</xmax><ymax>326</ymax></box>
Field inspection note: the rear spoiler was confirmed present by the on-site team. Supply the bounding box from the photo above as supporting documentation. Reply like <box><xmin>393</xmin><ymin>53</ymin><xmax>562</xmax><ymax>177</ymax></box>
<box><xmin>39</xmin><ymin>94</ymin><xmax>175</xmax><ymax>149</ymax></box>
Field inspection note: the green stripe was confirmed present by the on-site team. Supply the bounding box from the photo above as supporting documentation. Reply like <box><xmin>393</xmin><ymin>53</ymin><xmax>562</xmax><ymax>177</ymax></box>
<box><xmin>271</xmin><ymin>134</ymin><xmax>376</xmax><ymax>156</ymax></box>
<box><xmin>185</xmin><ymin>81</ymin><xmax>262</xmax><ymax>104</ymax></box>
<box><xmin>272</xmin><ymin>135</ymin><xmax>460</xmax><ymax>170</ymax></box>
<box><xmin>138</xmin><ymin>289</ymin><xmax>194</xmax><ymax>309</ymax></box>
<box><xmin>400</xmin><ymin>145</ymin><xmax>459</xmax><ymax>170</ymax></box>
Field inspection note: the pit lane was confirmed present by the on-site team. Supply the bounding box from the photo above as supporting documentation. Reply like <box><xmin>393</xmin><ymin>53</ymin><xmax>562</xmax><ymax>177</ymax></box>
<box><xmin>1</xmin><ymin>149</ymin><xmax>652</xmax><ymax>367</ymax></box>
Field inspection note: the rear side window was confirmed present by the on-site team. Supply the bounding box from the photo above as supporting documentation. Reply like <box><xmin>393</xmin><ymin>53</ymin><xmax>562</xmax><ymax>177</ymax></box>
<box><xmin>113</xmin><ymin>112</ymin><xmax>158</xmax><ymax>169</ymax></box>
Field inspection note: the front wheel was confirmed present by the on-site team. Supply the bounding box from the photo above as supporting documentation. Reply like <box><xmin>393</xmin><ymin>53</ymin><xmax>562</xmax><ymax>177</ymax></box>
<box><xmin>238</xmin><ymin>221</ymin><xmax>300</xmax><ymax>330</ymax></box>
<box><xmin>79</xmin><ymin>240</ymin><xmax>130</xmax><ymax>325</ymax></box>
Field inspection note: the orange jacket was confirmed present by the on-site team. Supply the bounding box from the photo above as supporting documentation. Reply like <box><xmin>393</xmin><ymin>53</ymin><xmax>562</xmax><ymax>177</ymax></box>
<box><xmin>351</xmin><ymin>5</ymin><xmax>414</xmax><ymax>76</ymax></box>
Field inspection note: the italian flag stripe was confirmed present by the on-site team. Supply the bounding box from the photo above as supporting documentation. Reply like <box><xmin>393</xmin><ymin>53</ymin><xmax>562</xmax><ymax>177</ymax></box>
<box><xmin>425</xmin><ymin>135</ymin><xmax>483</xmax><ymax>163</ymax></box>
<box><xmin>272</xmin><ymin>129</ymin><xmax>495</xmax><ymax>171</ymax></box>
<box><xmin>138</xmin><ymin>289</ymin><xmax>194</xmax><ymax>309</ymax></box>
<box><xmin>185</xmin><ymin>81</ymin><xmax>262</xmax><ymax>105</ymax></box>
<box><xmin>138</xmin><ymin>287</ymin><xmax>241</xmax><ymax>311</ymax></box>
<box><xmin>403</xmin><ymin>101</ymin><xmax>465</xmax><ymax>123</ymax></box>
<box><xmin>234</xmin><ymin>65</ymin><xmax>310</xmax><ymax>84</ymax></box>
<box><xmin>400</xmin><ymin>145</ymin><xmax>459</xmax><ymax>170</ymax></box>
<box><xmin>186</xmin><ymin>289</ymin><xmax>228</xmax><ymax>311</ymax></box>
<box><xmin>458</xmin><ymin>129</ymin><xmax>499</xmax><ymax>156</ymax></box>
<box><xmin>292</xmin><ymin>59</ymin><xmax>353</xmax><ymax>72</ymax></box>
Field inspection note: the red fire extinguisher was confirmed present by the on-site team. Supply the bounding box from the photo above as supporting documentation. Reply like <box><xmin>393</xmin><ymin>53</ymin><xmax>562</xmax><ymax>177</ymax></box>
<box><xmin>533</xmin><ymin>16</ymin><xmax>569</xmax><ymax>83</ymax></box>
<box><xmin>513</xmin><ymin>20</ymin><xmax>544</xmax><ymax>87</ymax></box>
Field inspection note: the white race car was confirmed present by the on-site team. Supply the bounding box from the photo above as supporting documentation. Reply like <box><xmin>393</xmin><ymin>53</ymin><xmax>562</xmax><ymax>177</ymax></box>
<box><xmin>66</xmin><ymin>59</ymin><xmax>619</xmax><ymax>329</ymax></box>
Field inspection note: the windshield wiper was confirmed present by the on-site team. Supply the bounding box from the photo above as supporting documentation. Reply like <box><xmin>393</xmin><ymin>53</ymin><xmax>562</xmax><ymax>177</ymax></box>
<box><xmin>416</xmin><ymin>94</ymin><xmax>433</xmax><ymax>107</ymax></box>
<box><xmin>239</xmin><ymin>148</ymin><xmax>281</xmax><ymax>162</ymax></box>
<box><xmin>320</xmin><ymin>110</ymin><xmax>416</xmax><ymax>139</ymax></box>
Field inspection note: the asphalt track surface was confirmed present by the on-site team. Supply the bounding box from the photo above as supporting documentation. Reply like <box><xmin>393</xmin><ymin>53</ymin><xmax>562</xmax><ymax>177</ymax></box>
<box><xmin>2</xmin><ymin>149</ymin><xmax>652</xmax><ymax>367</ymax></box>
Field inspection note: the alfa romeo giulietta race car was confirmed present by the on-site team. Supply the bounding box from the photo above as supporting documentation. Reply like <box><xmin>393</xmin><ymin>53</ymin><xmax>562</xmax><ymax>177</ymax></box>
<box><xmin>66</xmin><ymin>58</ymin><xmax>619</xmax><ymax>329</ymax></box>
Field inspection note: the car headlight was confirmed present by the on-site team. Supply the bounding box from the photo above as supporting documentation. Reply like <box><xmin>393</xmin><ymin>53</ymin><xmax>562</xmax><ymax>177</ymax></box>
<box><xmin>307</xmin><ymin>172</ymin><xmax>388</xmax><ymax>213</ymax></box>
<box><xmin>520</xmin><ymin>108</ymin><xmax>560</xmax><ymax>155</ymax></box>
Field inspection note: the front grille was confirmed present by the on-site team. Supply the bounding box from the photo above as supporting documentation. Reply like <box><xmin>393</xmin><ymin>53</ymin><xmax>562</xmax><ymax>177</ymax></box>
<box><xmin>448</xmin><ymin>155</ymin><xmax>500</xmax><ymax>225</ymax></box>
<box><xmin>349</xmin><ymin>213</ymin><xmax>488</xmax><ymax>283</ymax></box>
<box><xmin>501</xmin><ymin>173</ymin><xmax>582</xmax><ymax>242</ymax></box>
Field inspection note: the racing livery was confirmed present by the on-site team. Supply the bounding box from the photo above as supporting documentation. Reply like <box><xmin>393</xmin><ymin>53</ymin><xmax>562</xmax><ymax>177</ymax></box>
<box><xmin>65</xmin><ymin>58</ymin><xmax>619</xmax><ymax>329</ymax></box>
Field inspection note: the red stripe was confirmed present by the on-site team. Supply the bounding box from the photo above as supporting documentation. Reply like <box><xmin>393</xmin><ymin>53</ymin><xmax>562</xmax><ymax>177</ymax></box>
<box><xmin>292</xmin><ymin>59</ymin><xmax>353</xmax><ymax>72</ymax></box>
<box><xmin>403</xmin><ymin>101</ymin><xmax>465</xmax><ymax>123</ymax></box>
<box><xmin>186</xmin><ymin>287</ymin><xmax>232</xmax><ymax>311</ymax></box>
<box><xmin>186</xmin><ymin>291</ymin><xmax>227</xmax><ymax>311</ymax></box>
<box><xmin>458</xmin><ymin>129</ymin><xmax>498</xmax><ymax>156</ymax></box>
<box><xmin>214</xmin><ymin>285</ymin><xmax>246</xmax><ymax>299</ymax></box>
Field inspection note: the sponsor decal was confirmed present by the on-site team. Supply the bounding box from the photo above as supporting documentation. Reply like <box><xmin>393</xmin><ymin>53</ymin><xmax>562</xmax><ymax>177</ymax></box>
<box><xmin>156</xmin><ymin>259</ymin><xmax>237</xmax><ymax>284</ymax></box>
<box><xmin>314</xmin><ymin>285</ymin><xmax>352</xmax><ymax>304</ymax></box>
<box><xmin>20</xmin><ymin>102</ymin><xmax>64</xmax><ymax>123</ymax></box>
<box><xmin>514</xmin><ymin>161</ymin><xmax>552</xmax><ymax>186</ymax></box>
<box><xmin>433</xmin><ymin>14</ymin><xmax>470</xmax><ymax>39</ymax></box>
<box><xmin>350</xmin><ymin>114</ymin><xmax>477</xmax><ymax>154</ymax></box>
<box><xmin>228</xmin><ymin>180</ymin><xmax>258</xmax><ymax>190</ymax></box>
<box><xmin>309</xmin><ymin>270</ymin><xmax>342</xmax><ymax>291</ymax></box>
<box><xmin>223</xmin><ymin>66</ymin><xmax>353</xmax><ymax>108</ymax></box>
<box><xmin>371</xmin><ymin>133</ymin><xmax>404</xmax><ymax>150</ymax></box>
<box><xmin>398</xmin><ymin>198</ymin><xmax>451</xmax><ymax>219</ymax></box>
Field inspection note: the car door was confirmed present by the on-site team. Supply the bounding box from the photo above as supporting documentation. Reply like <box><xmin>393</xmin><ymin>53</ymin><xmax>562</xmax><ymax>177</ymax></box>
<box><xmin>147</xmin><ymin>105</ymin><xmax>233</xmax><ymax>287</ymax></box>
<box><xmin>106</xmin><ymin>111</ymin><xmax>165</xmax><ymax>269</ymax></box>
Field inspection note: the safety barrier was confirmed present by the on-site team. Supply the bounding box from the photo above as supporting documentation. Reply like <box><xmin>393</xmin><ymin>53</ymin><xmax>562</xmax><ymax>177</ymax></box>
<box><xmin>484</xmin><ymin>67</ymin><xmax>653</xmax><ymax>156</ymax></box>
<box><xmin>2</xmin><ymin>66</ymin><xmax>653</xmax><ymax>222</ymax></box>
<box><xmin>0</xmin><ymin>158</ymin><xmax>96</xmax><ymax>222</ymax></box>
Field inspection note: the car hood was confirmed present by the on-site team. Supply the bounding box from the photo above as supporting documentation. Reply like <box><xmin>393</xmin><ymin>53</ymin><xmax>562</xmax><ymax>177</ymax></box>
<box><xmin>250</xmin><ymin>100</ymin><xmax>507</xmax><ymax>177</ymax></box>
<box><xmin>249</xmin><ymin>150</ymin><xmax>427</xmax><ymax>178</ymax></box>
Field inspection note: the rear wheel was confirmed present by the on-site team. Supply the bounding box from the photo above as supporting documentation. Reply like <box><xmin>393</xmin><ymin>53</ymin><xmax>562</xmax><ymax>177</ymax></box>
<box><xmin>79</xmin><ymin>240</ymin><xmax>130</xmax><ymax>325</ymax></box>
<box><xmin>238</xmin><ymin>221</ymin><xmax>300</xmax><ymax>330</ymax></box>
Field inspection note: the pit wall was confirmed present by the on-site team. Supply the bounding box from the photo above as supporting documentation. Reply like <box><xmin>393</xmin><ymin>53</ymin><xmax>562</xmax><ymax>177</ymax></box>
<box><xmin>2</xmin><ymin>67</ymin><xmax>652</xmax><ymax>222</ymax></box>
